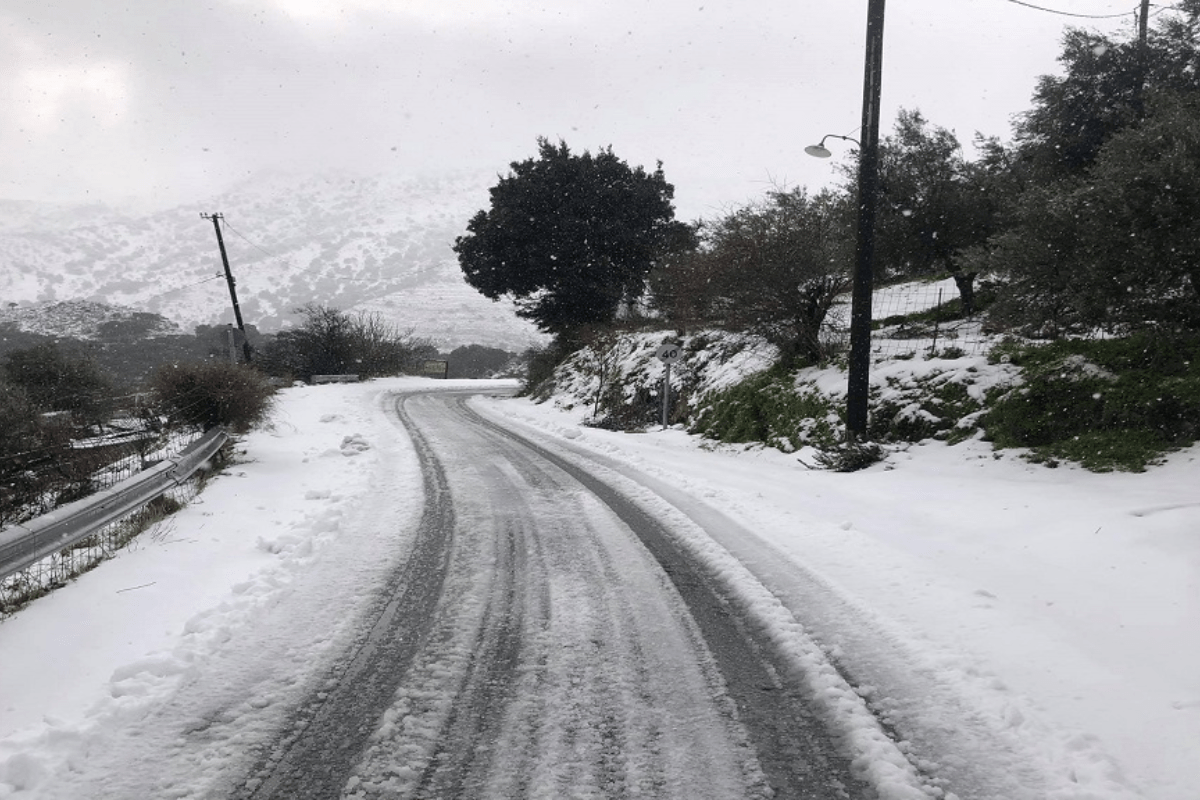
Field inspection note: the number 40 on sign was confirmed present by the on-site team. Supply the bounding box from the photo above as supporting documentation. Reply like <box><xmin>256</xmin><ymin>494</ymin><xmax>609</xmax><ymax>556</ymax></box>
<box><xmin>655</xmin><ymin>344</ymin><xmax>681</xmax><ymax>364</ymax></box>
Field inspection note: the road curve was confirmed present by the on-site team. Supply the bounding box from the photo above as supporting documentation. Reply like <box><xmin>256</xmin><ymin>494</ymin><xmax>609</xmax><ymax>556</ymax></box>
<box><xmin>244</xmin><ymin>388</ymin><xmax>870</xmax><ymax>799</ymax></box>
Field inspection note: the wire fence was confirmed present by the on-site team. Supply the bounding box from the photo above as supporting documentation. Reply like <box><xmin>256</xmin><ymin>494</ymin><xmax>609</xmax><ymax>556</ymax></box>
<box><xmin>0</xmin><ymin>416</ymin><xmax>222</xmax><ymax>615</ymax></box>
<box><xmin>1</xmin><ymin>422</ymin><xmax>206</xmax><ymax>529</ymax></box>
<box><xmin>824</xmin><ymin>277</ymin><xmax>995</xmax><ymax>360</ymax></box>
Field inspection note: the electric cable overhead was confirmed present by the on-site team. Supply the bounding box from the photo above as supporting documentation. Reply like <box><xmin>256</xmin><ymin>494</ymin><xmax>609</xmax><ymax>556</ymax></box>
<box><xmin>157</xmin><ymin>273</ymin><xmax>224</xmax><ymax>295</ymax></box>
<box><xmin>219</xmin><ymin>218</ymin><xmax>278</xmax><ymax>260</ymax></box>
<box><xmin>1001</xmin><ymin>0</ymin><xmax>1149</xmax><ymax>18</ymax></box>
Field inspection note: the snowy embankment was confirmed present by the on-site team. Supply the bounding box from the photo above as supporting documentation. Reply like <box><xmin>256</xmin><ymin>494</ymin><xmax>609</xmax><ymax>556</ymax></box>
<box><xmin>0</xmin><ymin>374</ymin><xmax>1195</xmax><ymax>800</ymax></box>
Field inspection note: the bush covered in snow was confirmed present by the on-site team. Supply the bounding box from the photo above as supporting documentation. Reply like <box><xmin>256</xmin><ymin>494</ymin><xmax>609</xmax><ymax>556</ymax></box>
<box><xmin>538</xmin><ymin>330</ymin><xmax>778</xmax><ymax>430</ymax></box>
<box><xmin>537</xmin><ymin>317</ymin><xmax>1200</xmax><ymax>473</ymax></box>
<box><xmin>692</xmin><ymin>370</ymin><xmax>842</xmax><ymax>452</ymax></box>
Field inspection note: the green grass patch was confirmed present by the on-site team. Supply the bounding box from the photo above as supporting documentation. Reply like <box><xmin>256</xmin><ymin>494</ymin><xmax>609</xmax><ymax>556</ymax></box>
<box><xmin>985</xmin><ymin>333</ymin><xmax>1200</xmax><ymax>471</ymax></box>
<box><xmin>1035</xmin><ymin>430</ymin><xmax>1170</xmax><ymax>472</ymax></box>
<box><xmin>691</xmin><ymin>370</ymin><xmax>840</xmax><ymax>452</ymax></box>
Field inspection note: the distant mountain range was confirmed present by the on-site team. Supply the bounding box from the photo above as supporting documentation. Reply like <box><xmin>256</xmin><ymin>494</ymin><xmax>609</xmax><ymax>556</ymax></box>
<box><xmin>0</xmin><ymin>172</ymin><xmax>544</xmax><ymax>352</ymax></box>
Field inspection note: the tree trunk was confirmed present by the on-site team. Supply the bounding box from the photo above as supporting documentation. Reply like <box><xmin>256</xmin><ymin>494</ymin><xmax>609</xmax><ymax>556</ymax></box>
<box><xmin>953</xmin><ymin>270</ymin><xmax>978</xmax><ymax>317</ymax></box>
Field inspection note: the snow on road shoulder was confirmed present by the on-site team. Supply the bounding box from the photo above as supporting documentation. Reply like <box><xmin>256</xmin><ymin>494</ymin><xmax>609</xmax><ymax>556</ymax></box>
<box><xmin>0</xmin><ymin>378</ymin><xmax>446</xmax><ymax>798</ymax></box>
<box><xmin>474</xmin><ymin>393</ymin><xmax>1200</xmax><ymax>800</ymax></box>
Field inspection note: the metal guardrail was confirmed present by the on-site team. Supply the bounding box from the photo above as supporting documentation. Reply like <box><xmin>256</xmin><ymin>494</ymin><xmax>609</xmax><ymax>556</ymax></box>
<box><xmin>0</xmin><ymin>428</ymin><xmax>229</xmax><ymax>583</ymax></box>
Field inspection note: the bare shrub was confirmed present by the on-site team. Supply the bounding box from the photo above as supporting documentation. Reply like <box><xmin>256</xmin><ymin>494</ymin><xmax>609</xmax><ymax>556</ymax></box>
<box><xmin>151</xmin><ymin>362</ymin><xmax>275</xmax><ymax>433</ymax></box>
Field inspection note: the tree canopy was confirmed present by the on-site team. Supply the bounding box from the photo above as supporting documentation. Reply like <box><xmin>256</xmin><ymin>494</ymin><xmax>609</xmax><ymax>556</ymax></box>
<box><xmin>2</xmin><ymin>343</ymin><xmax>112</xmax><ymax>426</ymax></box>
<box><xmin>692</xmin><ymin>188</ymin><xmax>852</xmax><ymax>364</ymax></box>
<box><xmin>458</xmin><ymin>3</ymin><xmax>1200</xmax><ymax>375</ymax></box>
<box><xmin>871</xmin><ymin>109</ymin><xmax>998</xmax><ymax>313</ymax></box>
<box><xmin>454</xmin><ymin>138</ymin><xmax>694</xmax><ymax>339</ymax></box>
<box><xmin>1015</xmin><ymin>5</ymin><xmax>1200</xmax><ymax>181</ymax></box>
<box><xmin>973</xmin><ymin>2</ymin><xmax>1200</xmax><ymax>334</ymax></box>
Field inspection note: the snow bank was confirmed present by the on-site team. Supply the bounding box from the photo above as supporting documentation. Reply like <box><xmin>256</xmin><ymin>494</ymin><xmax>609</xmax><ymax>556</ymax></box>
<box><xmin>0</xmin><ymin>379</ymin><xmax>451</xmax><ymax>798</ymax></box>
<box><xmin>547</xmin><ymin>329</ymin><xmax>778</xmax><ymax>416</ymax></box>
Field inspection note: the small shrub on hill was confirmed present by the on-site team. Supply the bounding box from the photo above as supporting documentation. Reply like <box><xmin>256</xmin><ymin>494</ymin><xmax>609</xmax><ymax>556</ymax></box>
<box><xmin>522</xmin><ymin>342</ymin><xmax>571</xmax><ymax>399</ymax></box>
<box><xmin>151</xmin><ymin>362</ymin><xmax>275</xmax><ymax>433</ymax></box>
<box><xmin>870</xmin><ymin>379</ymin><xmax>983</xmax><ymax>444</ymax></box>
<box><xmin>586</xmin><ymin>385</ymin><xmax>663</xmax><ymax>431</ymax></box>
<box><xmin>813</xmin><ymin>440</ymin><xmax>886</xmax><ymax>472</ymax></box>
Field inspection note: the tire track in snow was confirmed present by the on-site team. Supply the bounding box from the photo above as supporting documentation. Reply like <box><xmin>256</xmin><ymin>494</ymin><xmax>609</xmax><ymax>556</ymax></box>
<box><xmin>409</xmin><ymin>511</ymin><xmax>528</xmax><ymax>798</ymax></box>
<box><xmin>460</xmin><ymin>397</ymin><xmax>872</xmax><ymax>800</ymax></box>
<box><xmin>244</xmin><ymin>387</ymin><xmax>869</xmax><ymax>798</ymax></box>
<box><xmin>233</xmin><ymin>392</ymin><xmax>457</xmax><ymax>799</ymax></box>
<box><xmin>359</xmin><ymin>390</ymin><xmax>770</xmax><ymax>799</ymax></box>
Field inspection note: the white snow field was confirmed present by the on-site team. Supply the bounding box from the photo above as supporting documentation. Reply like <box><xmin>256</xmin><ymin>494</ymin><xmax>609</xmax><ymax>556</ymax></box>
<box><xmin>0</xmin><ymin>377</ymin><xmax>1196</xmax><ymax>799</ymax></box>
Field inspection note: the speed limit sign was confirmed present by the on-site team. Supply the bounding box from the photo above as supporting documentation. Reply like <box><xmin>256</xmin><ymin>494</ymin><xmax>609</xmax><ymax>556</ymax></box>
<box><xmin>655</xmin><ymin>344</ymin><xmax>682</xmax><ymax>364</ymax></box>
<box><xmin>654</xmin><ymin>343</ymin><xmax>681</xmax><ymax>429</ymax></box>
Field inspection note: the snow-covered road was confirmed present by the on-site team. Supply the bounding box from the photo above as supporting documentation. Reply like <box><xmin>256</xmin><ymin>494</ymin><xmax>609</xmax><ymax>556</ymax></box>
<box><xmin>0</xmin><ymin>382</ymin><xmax>912</xmax><ymax>799</ymax></box>
<box><xmin>2</xmin><ymin>378</ymin><xmax>1196</xmax><ymax>800</ymax></box>
<box><xmin>328</xmin><ymin>388</ymin><xmax>833</xmax><ymax>799</ymax></box>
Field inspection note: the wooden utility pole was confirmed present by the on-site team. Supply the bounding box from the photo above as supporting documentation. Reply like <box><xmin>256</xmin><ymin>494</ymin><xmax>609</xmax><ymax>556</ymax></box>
<box><xmin>1134</xmin><ymin>0</ymin><xmax>1152</xmax><ymax>112</ymax></box>
<box><xmin>846</xmin><ymin>0</ymin><xmax>886</xmax><ymax>441</ymax></box>
<box><xmin>201</xmin><ymin>212</ymin><xmax>253</xmax><ymax>363</ymax></box>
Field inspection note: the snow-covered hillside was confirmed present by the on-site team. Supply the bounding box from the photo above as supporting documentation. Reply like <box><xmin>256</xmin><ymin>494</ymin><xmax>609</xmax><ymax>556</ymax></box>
<box><xmin>0</xmin><ymin>172</ymin><xmax>544</xmax><ymax>352</ymax></box>
<box><xmin>0</xmin><ymin>300</ymin><xmax>183</xmax><ymax>340</ymax></box>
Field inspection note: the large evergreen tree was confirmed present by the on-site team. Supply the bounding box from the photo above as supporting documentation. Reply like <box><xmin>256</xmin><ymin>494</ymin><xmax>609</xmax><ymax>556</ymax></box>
<box><xmin>976</xmin><ymin>3</ymin><xmax>1200</xmax><ymax>334</ymax></box>
<box><xmin>454</xmin><ymin>138</ymin><xmax>693</xmax><ymax>340</ymax></box>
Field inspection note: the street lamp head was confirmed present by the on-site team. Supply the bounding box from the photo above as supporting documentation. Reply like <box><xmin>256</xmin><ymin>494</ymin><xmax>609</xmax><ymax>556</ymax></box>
<box><xmin>805</xmin><ymin>133</ymin><xmax>861</xmax><ymax>159</ymax></box>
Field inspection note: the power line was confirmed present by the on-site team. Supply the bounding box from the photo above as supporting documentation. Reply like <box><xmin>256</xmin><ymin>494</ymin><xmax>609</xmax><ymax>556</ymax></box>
<box><xmin>1001</xmin><ymin>0</ymin><xmax>1144</xmax><ymax>19</ymax></box>
<box><xmin>156</xmin><ymin>273</ymin><xmax>224</xmax><ymax>296</ymax></box>
<box><xmin>219</xmin><ymin>218</ymin><xmax>278</xmax><ymax>260</ymax></box>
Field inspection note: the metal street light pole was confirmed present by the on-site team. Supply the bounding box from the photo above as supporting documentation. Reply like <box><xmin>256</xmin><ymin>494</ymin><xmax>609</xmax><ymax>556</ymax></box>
<box><xmin>846</xmin><ymin>0</ymin><xmax>886</xmax><ymax>441</ymax></box>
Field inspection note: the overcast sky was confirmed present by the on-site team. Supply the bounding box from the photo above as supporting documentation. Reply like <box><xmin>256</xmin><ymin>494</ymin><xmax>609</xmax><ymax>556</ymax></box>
<box><xmin>1</xmin><ymin>0</ymin><xmax>1142</xmax><ymax>221</ymax></box>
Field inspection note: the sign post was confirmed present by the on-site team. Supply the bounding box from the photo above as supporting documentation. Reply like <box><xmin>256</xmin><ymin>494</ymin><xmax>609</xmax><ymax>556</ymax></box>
<box><xmin>654</xmin><ymin>344</ymin><xmax>681</xmax><ymax>430</ymax></box>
